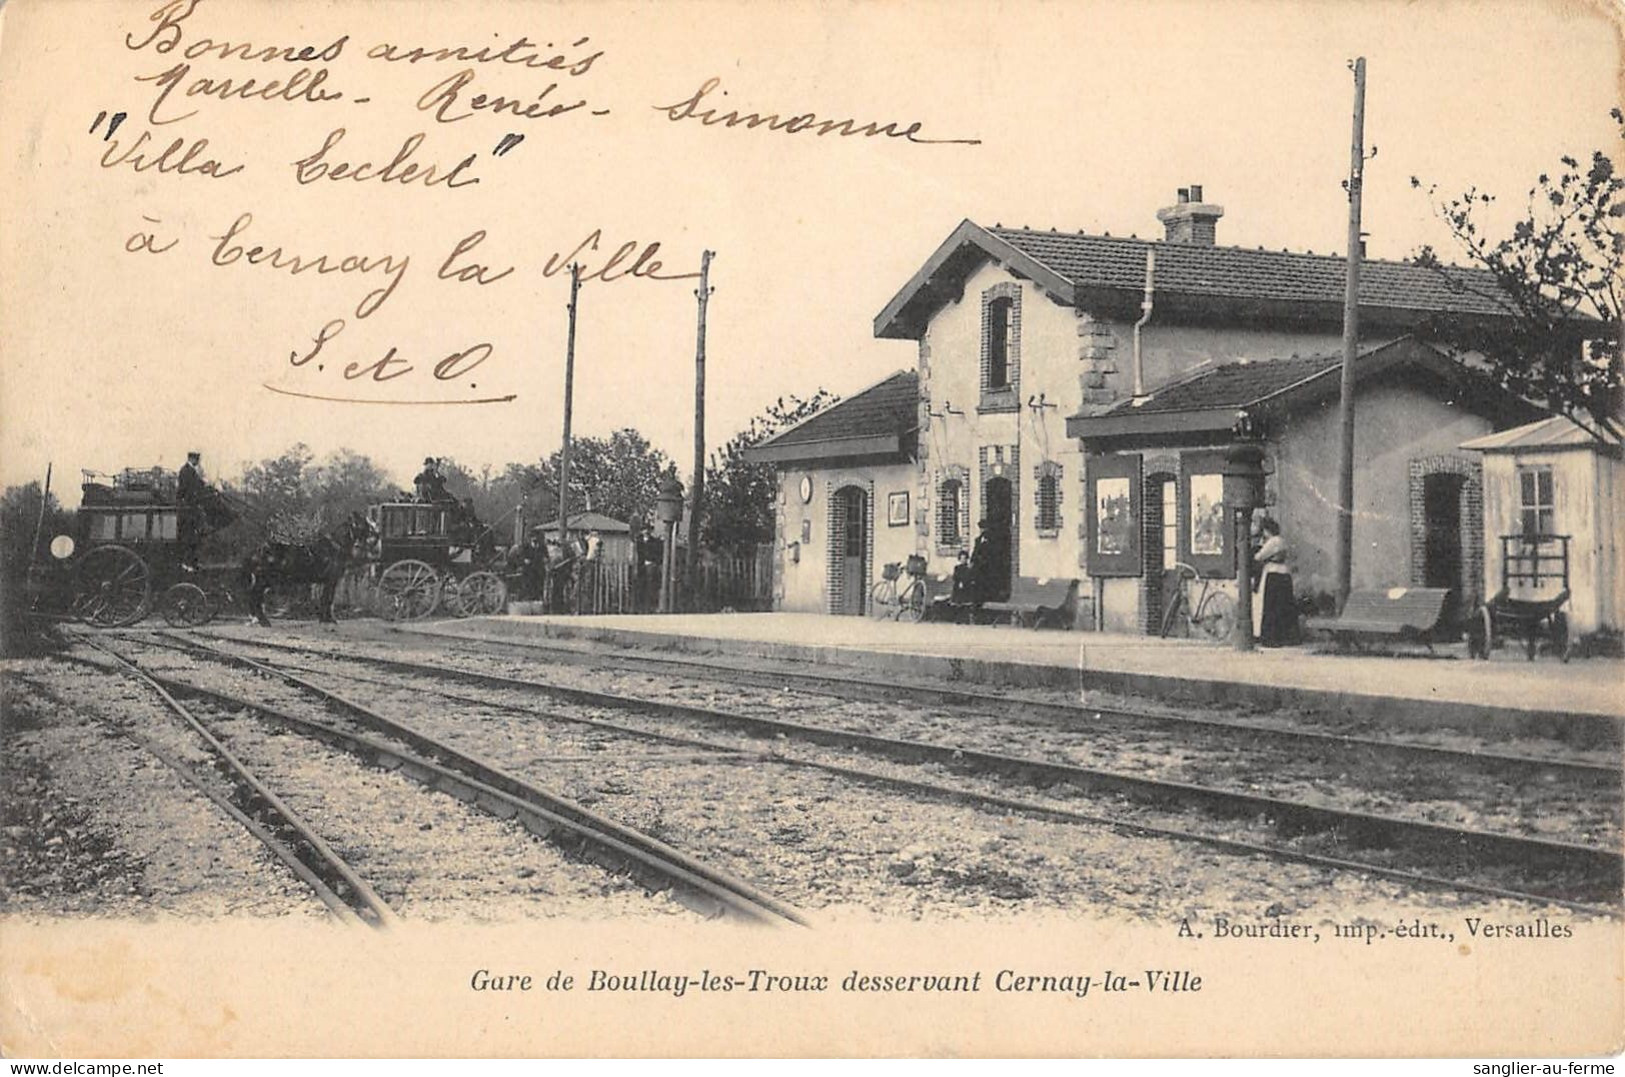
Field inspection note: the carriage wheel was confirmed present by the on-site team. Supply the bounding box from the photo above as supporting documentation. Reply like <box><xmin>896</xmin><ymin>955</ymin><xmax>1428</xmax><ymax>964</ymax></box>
<box><xmin>73</xmin><ymin>545</ymin><xmax>151</xmax><ymax>627</ymax></box>
<box><xmin>1194</xmin><ymin>590</ymin><xmax>1236</xmax><ymax>643</ymax></box>
<box><xmin>379</xmin><ymin>560</ymin><xmax>442</xmax><ymax>621</ymax></box>
<box><xmin>454</xmin><ymin>572</ymin><xmax>507</xmax><ymax>617</ymax></box>
<box><xmin>160</xmin><ymin>582</ymin><xmax>214</xmax><ymax>627</ymax></box>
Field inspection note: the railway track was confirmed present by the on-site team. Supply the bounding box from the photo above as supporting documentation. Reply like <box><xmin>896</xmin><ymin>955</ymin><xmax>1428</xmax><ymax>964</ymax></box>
<box><xmin>161</xmin><ymin>630</ymin><xmax>1622</xmax><ymax>913</ymax></box>
<box><xmin>59</xmin><ymin>635</ymin><xmax>399</xmax><ymax>928</ymax></box>
<box><xmin>223</xmin><ymin>627</ymin><xmax>1625</xmax><ymax>779</ymax></box>
<box><xmin>75</xmin><ymin>634</ymin><xmax>807</xmax><ymax>928</ymax></box>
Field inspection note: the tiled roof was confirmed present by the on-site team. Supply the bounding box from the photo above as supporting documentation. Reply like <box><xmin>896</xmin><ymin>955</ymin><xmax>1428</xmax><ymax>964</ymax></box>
<box><xmin>1108</xmin><ymin>351</ymin><xmax>1344</xmax><ymax>416</ymax></box>
<box><xmin>756</xmin><ymin>370</ymin><xmax>918</xmax><ymax>450</ymax></box>
<box><xmin>988</xmin><ymin>227</ymin><xmax>1511</xmax><ymax>318</ymax></box>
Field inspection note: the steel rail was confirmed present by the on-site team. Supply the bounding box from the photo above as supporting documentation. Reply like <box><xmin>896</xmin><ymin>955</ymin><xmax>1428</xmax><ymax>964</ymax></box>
<box><xmin>137</xmin><ymin>635</ymin><xmax>808</xmax><ymax>927</ymax></box>
<box><xmin>158</xmin><ymin>633</ymin><xmax>1621</xmax><ymax>912</ymax></box>
<box><xmin>62</xmin><ymin>639</ymin><xmax>398</xmax><ymax>928</ymax></box>
<box><xmin>10</xmin><ymin>674</ymin><xmax>365</xmax><ymax>926</ymax></box>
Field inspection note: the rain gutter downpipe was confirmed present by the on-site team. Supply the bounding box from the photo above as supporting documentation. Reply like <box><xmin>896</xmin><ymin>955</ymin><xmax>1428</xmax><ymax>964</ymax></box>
<box><xmin>1132</xmin><ymin>247</ymin><xmax>1156</xmax><ymax>401</ymax></box>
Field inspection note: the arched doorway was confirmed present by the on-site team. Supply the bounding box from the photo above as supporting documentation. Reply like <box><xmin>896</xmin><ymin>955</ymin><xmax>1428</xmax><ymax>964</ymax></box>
<box><xmin>1423</xmin><ymin>472</ymin><xmax>1467</xmax><ymax>616</ymax></box>
<box><xmin>981</xmin><ymin>476</ymin><xmax>1013</xmax><ymax>602</ymax></box>
<box><xmin>831</xmin><ymin>485</ymin><xmax>869</xmax><ymax>615</ymax></box>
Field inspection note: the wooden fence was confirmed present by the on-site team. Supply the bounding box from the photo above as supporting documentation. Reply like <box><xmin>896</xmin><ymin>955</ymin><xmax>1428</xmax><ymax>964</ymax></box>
<box><xmin>560</xmin><ymin>546</ymin><xmax>773</xmax><ymax>615</ymax></box>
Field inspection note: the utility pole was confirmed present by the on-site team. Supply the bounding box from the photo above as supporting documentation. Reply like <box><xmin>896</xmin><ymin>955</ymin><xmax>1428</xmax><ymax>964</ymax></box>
<box><xmin>558</xmin><ymin>263</ymin><xmax>581</xmax><ymax>541</ymax></box>
<box><xmin>1334</xmin><ymin>57</ymin><xmax>1367</xmax><ymax>609</ymax></box>
<box><xmin>684</xmin><ymin>250</ymin><xmax>714</xmax><ymax>611</ymax></box>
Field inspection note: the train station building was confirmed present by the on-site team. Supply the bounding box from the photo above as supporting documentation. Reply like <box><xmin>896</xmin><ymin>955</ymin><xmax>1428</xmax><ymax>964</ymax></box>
<box><xmin>748</xmin><ymin>189</ymin><xmax>1545</xmax><ymax>631</ymax></box>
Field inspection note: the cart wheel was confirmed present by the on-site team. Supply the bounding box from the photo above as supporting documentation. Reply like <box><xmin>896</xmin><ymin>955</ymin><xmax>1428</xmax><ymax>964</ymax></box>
<box><xmin>160</xmin><ymin>582</ymin><xmax>213</xmax><ymax>627</ymax></box>
<box><xmin>73</xmin><ymin>545</ymin><xmax>151</xmax><ymax>627</ymax></box>
<box><xmin>1466</xmin><ymin>605</ymin><xmax>1492</xmax><ymax>659</ymax></box>
<box><xmin>379</xmin><ymin>560</ymin><xmax>442</xmax><ymax>621</ymax></box>
<box><xmin>454</xmin><ymin>572</ymin><xmax>507</xmax><ymax>617</ymax></box>
<box><xmin>1551</xmin><ymin>610</ymin><xmax>1571</xmax><ymax>664</ymax></box>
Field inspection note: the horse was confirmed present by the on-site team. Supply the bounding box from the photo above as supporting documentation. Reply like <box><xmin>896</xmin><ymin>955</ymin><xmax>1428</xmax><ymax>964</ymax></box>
<box><xmin>241</xmin><ymin>511</ymin><xmax>377</xmax><ymax>627</ymax></box>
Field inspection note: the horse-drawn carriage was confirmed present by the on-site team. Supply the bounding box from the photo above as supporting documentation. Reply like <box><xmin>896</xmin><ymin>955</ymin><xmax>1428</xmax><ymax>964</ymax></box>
<box><xmin>362</xmin><ymin>500</ymin><xmax>508</xmax><ymax>620</ymax></box>
<box><xmin>49</xmin><ymin>467</ymin><xmax>225</xmax><ymax>627</ymax></box>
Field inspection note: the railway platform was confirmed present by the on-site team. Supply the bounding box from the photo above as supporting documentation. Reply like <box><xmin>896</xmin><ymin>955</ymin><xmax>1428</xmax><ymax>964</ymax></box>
<box><xmin>403</xmin><ymin>612</ymin><xmax>1624</xmax><ymax>732</ymax></box>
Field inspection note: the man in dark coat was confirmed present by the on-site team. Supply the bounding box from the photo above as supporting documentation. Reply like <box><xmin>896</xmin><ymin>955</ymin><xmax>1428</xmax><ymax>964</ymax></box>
<box><xmin>176</xmin><ymin>452</ymin><xmax>206</xmax><ymax>570</ymax></box>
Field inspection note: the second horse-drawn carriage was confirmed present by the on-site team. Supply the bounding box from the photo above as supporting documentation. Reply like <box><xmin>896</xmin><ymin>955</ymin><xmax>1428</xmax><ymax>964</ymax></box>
<box><xmin>363</xmin><ymin>499</ymin><xmax>508</xmax><ymax>620</ymax></box>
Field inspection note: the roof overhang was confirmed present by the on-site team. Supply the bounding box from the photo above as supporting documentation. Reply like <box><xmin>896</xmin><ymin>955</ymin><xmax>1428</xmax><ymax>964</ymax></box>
<box><xmin>873</xmin><ymin>221</ymin><xmax>1075</xmax><ymax>340</ymax></box>
<box><xmin>743</xmin><ymin>433</ymin><xmax>912</xmax><ymax>466</ymax></box>
<box><xmin>1067</xmin><ymin>337</ymin><xmax>1542</xmax><ymax>444</ymax></box>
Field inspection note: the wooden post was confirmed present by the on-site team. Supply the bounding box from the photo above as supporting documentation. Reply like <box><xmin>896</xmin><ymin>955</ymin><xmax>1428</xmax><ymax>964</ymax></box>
<box><xmin>558</xmin><ymin>263</ymin><xmax>581</xmax><ymax>544</ymax></box>
<box><xmin>684</xmin><ymin>250</ymin><xmax>714</xmax><ymax>611</ymax></box>
<box><xmin>1334</xmin><ymin>57</ymin><xmax>1367</xmax><ymax>609</ymax></box>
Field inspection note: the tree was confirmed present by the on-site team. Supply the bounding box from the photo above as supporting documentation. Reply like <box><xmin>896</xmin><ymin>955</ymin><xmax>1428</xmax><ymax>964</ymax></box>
<box><xmin>306</xmin><ymin>448</ymin><xmax>400</xmax><ymax>520</ymax></box>
<box><xmin>1411</xmin><ymin>109</ymin><xmax>1623</xmax><ymax>445</ymax></box>
<box><xmin>0</xmin><ymin>481</ymin><xmax>73</xmax><ymax>653</ymax></box>
<box><xmin>702</xmin><ymin>390</ymin><xmax>838</xmax><ymax>552</ymax></box>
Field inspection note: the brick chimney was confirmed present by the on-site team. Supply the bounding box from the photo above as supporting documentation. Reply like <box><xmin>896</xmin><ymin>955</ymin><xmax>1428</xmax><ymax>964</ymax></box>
<box><xmin>1156</xmin><ymin>185</ymin><xmax>1224</xmax><ymax>246</ymax></box>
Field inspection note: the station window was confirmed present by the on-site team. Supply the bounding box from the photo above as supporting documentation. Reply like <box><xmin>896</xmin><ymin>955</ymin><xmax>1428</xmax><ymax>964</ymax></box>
<box><xmin>986</xmin><ymin>297</ymin><xmax>1013</xmax><ymax>390</ymax></box>
<box><xmin>937</xmin><ymin>478</ymin><xmax>963</xmax><ymax>547</ymax></box>
<box><xmin>1518</xmin><ymin>466</ymin><xmax>1555</xmax><ymax>537</ymax></box>
<box><xmin>1033</xmin><ymin>461</ymin><xmax>1063</xmax><ymax>537</ymax></box>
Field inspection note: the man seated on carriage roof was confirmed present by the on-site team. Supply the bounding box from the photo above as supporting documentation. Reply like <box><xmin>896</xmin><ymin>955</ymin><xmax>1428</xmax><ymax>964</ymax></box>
<box><xmin>414</xmin><ymin>458</ymin><xmax>453</xmax><ymax>503</ymax></box>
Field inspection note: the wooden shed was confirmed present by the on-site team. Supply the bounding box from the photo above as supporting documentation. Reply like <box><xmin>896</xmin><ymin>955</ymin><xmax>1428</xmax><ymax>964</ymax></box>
<box><xmin>534</xmin><ymin>511</ymin><xmax>636</xmax><ymax>564</ymax></box>
<box><xmin>1461</xmin><ymin>417</ymin><xmax>1624</xmax><ymax>638</ymax></box>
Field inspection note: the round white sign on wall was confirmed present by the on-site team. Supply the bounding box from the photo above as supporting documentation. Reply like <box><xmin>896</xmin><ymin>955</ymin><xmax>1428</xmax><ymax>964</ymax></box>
<box><xmin>799</xmin><ymin>476</ymin><xmax>813</xmax><ymax>504</ymax></box>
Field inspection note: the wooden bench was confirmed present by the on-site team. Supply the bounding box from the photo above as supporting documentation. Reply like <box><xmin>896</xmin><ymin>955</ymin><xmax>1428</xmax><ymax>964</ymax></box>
<box><xmin>1304</xmin><ymin>587</ymin><xmax>1452</xmax><ymax>651</ymax></box>
<box><xmin>981</xmin><ymin>576</ymin><xmax>1081</xmax><ymax>630</ymax></box>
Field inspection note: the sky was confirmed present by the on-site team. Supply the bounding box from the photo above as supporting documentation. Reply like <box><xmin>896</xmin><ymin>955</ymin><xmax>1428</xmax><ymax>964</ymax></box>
<box><xmin>0</xmin><ymin>0</ymin><xmax>1619</xmax><ymax>495</ymax></box>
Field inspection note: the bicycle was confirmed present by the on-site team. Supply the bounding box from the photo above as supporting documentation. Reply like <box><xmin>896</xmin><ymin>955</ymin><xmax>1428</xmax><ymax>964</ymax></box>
<box><xmin>870</xmin><ymin>554</ymin><xmax>928</xmax><ymax>622</ymax></box>
<box><xmin>1158</xmin><ymin>561</ymin><xmax>1236</xmax><ymax>642</ymax></box>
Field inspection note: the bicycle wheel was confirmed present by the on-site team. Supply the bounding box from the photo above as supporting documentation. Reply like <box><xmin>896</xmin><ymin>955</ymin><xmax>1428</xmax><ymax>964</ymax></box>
<box><xmin>869</xmin><ymin>580</ymin><xmax>895</xmax><ymax>619</ymax></box>
<box><xmin>897</xmin><ymin>580</ymin><xmax>926</xmax><ymax>623</ymax></box>
<box><xmin>1194</xmin><ymin>590</ymin><xmax>1236</xmax><ymax>642</ymax></box>
<box><xmin>1158</xmin><ymin>591</ymin><xmax>1187</xmax><ymax>638</ymax></box>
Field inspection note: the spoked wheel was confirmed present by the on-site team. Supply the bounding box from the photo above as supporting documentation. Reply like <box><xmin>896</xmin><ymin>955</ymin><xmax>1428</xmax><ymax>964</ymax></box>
<box><xmin>1194</xmin><ymin>590</ymin><xmax>1236</xmax><ymax>643</ymax></box>
<box><xmin>379</xmin><ymin>560</ymin><xmax>442</xmax><ymax>621</ymax></box>
<box><xmin>452</xmin><ymin>572</ymin><xmax>507</xmax><ymax>617</ymax></box>
<box><xmin>897</xmin><ymin>580</ymin><xmax>927</xmax><ymax>624</ymax></box>
<box><xmin>73</xmin><ymin>545</ymin><xmax>151</xmax><ymax>627</ymax></box>
<box><xmin>160</xmin><ymin>582</ymin><xmax>214</xmax><ymax>627</ymax></box>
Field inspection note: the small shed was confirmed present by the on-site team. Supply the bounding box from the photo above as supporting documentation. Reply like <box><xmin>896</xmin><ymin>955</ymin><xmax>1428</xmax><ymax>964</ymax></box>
<box><xmin>1461</xmin><ymin>416</ymin><xmax>1624</xmax><ymax>638</ymax></box>
<box><xmin>534</xmin><ymin>511</ymin><xmax>635</xmax><ymax>564</ymax></box>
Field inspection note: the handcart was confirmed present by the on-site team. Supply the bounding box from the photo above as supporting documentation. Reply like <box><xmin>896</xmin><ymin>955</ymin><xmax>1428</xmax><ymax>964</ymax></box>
<box><xmin>1467</xmin><ymin>534</ymin><xmax>1571</xmax><ymax>662</ymax></box>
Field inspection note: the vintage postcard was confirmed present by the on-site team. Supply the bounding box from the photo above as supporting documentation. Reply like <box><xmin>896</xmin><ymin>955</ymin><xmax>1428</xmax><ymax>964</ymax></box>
<box><xmin>1</xmin><ymin>0</ymin><xmax>1621</xmax><ymax>1059</ymax></box>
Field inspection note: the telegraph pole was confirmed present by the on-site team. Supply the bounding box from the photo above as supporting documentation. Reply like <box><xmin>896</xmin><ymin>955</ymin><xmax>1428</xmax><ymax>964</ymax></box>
<box><xmin>558</xmin><ymin>263</ymin><xmax>581</xmax><ymax>538</ymax></box>
<box><xmin>684</xmin><ymin>250</ymin><xmax>714</xmax><ymax>610</ymax></box>
<box><xmin>1334</xmin><ymin>57</ymin><xmax>1367</xmax><ymax>609</ymax></box>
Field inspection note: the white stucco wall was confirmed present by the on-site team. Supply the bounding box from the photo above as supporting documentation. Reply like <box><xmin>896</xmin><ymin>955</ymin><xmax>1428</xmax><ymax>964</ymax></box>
<box><xmin>774</xmin><ymin>461</ymin><xmax>917</xmax><ymax>615</ymax></box>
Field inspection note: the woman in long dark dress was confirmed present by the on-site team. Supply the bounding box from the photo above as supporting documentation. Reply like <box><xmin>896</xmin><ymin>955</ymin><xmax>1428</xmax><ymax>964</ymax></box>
<box><xmin>1252</xmin><ymin>516</ymin><xmax>1298</xmax><ymax>646</ymax></box>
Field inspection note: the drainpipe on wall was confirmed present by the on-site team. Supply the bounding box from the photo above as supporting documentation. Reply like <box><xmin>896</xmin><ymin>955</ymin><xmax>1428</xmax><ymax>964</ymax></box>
<box><xmin>1132</xmin><ymin>247</ymin><xmax>1156</xmax><ymax>401</ymax></box>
